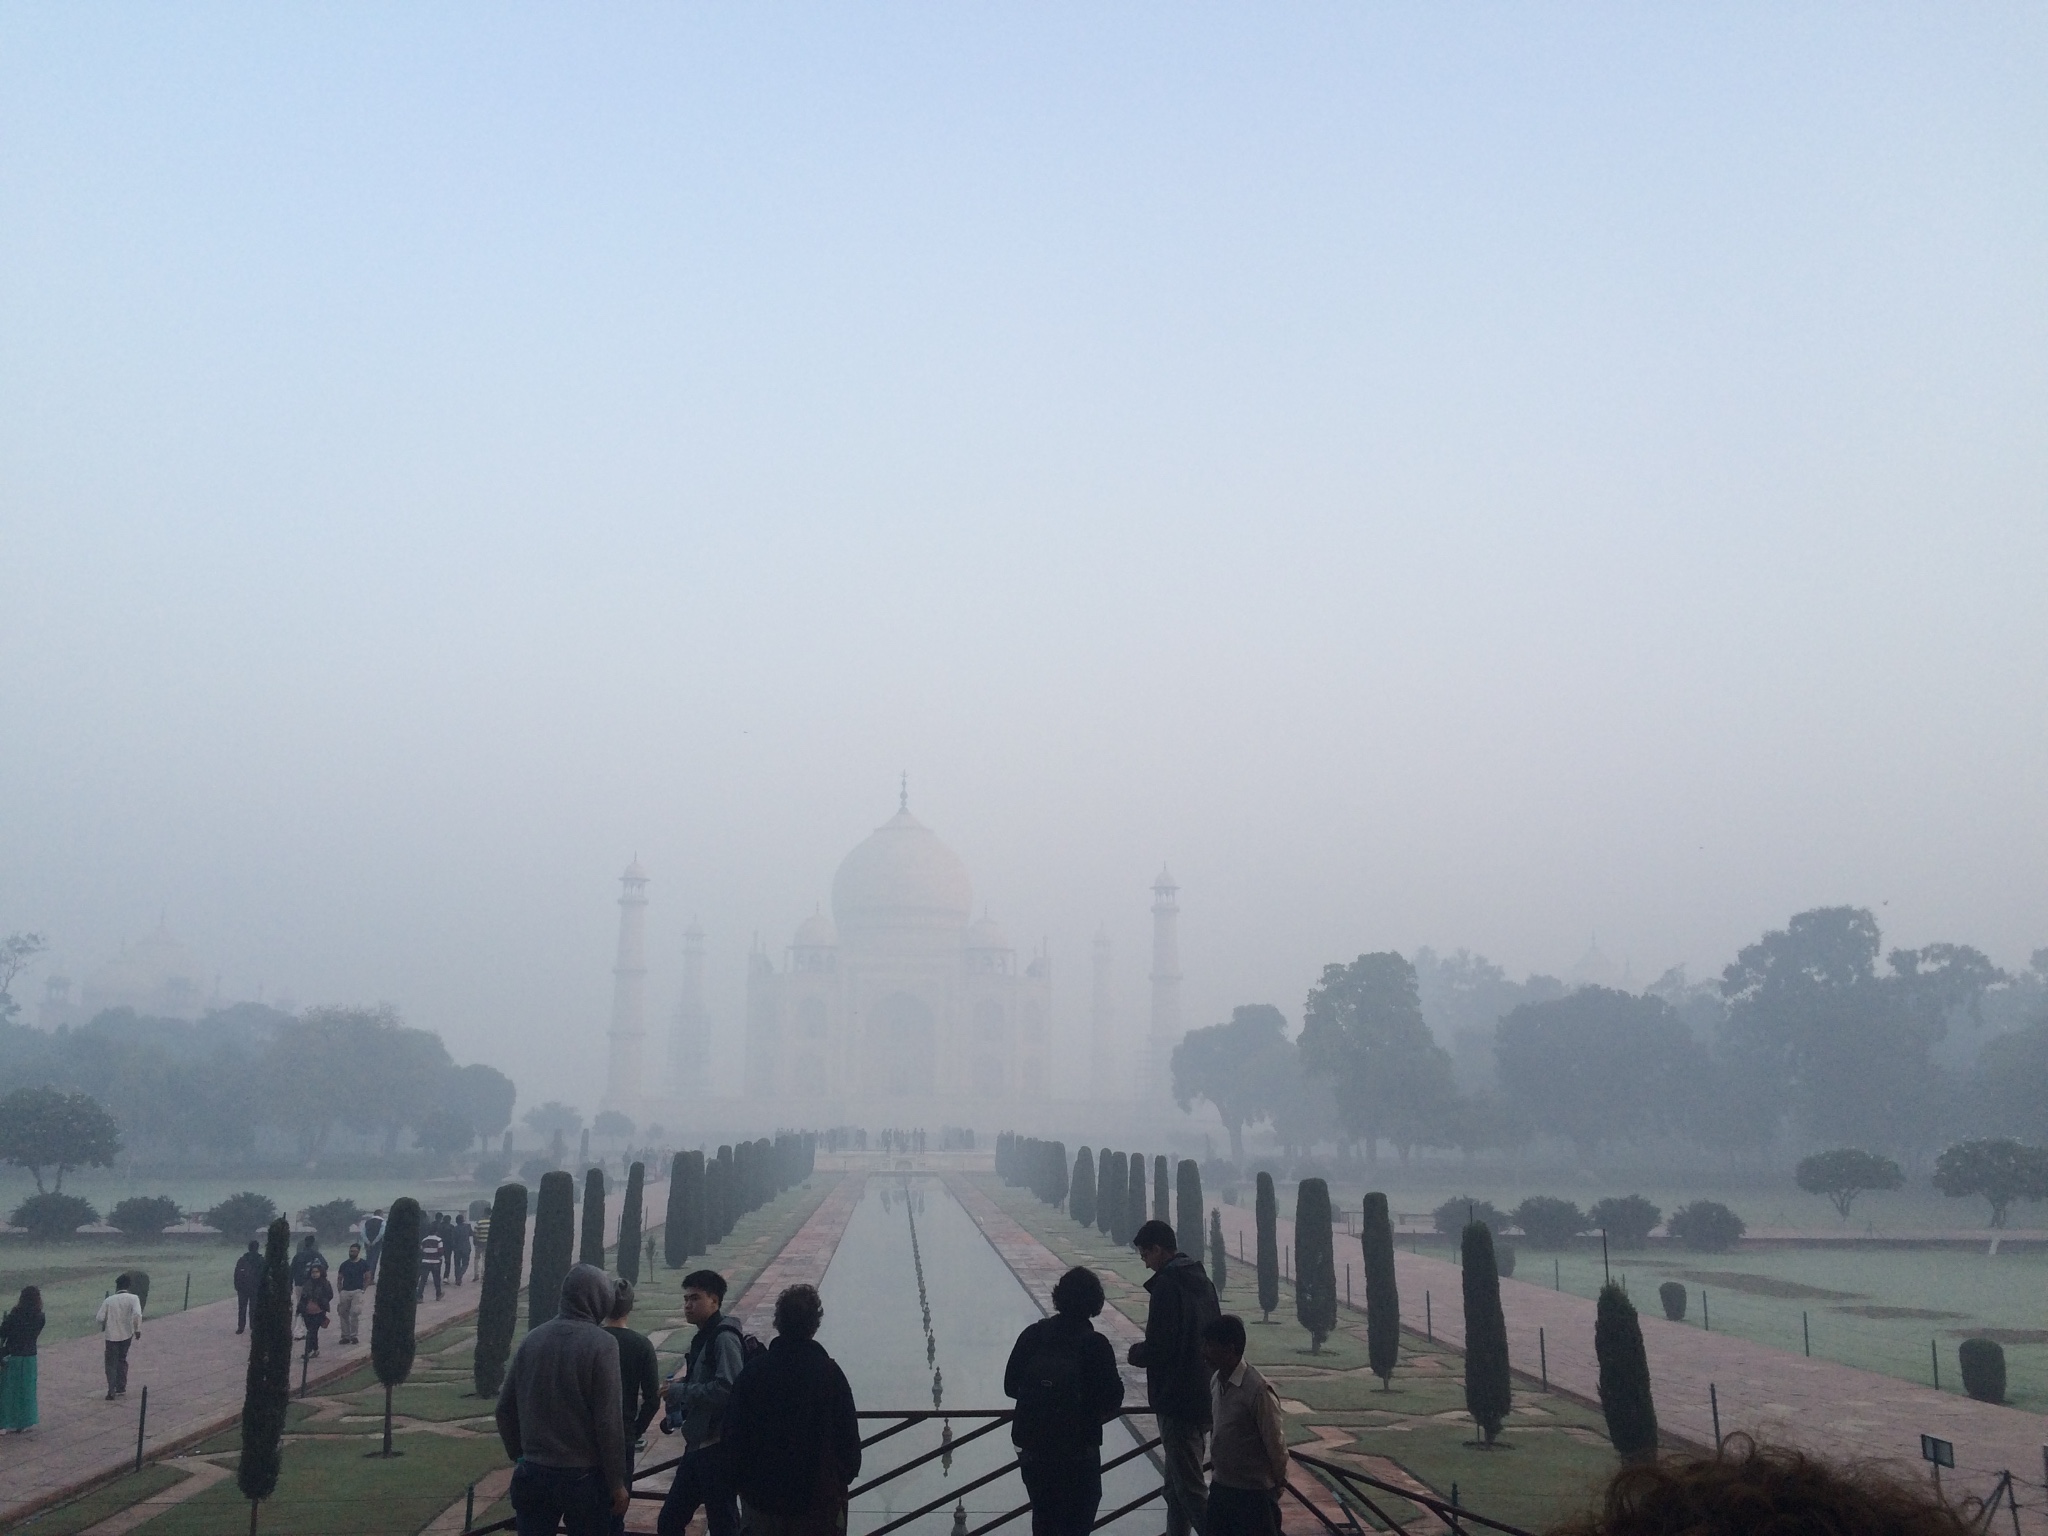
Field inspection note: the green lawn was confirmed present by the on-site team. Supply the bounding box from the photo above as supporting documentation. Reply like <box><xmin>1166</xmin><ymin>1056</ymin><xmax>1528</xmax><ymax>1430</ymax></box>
<box><xmin>0</xmin><ymin>1243</ymin><xmax>236</xmax><ymax>1341</ymax></box>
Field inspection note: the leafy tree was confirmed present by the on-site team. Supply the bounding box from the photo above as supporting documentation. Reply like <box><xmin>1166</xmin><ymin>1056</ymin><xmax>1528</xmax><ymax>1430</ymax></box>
<box><xmin>108</xmin><ymin>1195</ymin><xmax>183</xmax><ymax>1238</ymax></box>
<box><xmin>523</xmin><ymin>1101</ymin><xmax>584</xmax><ymax>1138</ymax></box>
<box><xmin>529</xmin><ymin>1171</ymin><xmax>576</xmax><ymax>1326</ymax></box>
<box><xmin>1511</xmin><ymin>1196</ymin><xmax>1586</xmax><ymax>1249</ymax></box>
<box><xmin>1208</xmin><ymin>1208</ymin><xmax>1228</xmax><ymax>1295</ymax></box>
<box><xmin>1588</xmin><ymin>1194</ymin><xmax>1662</xmax><ymax>1249</ymax></box>
<box><xmin>593</xmin><ymin>1109</ymin><xmax>635</xmax><ymax>1142</ymax></box>
<box><xmin>10</xmin><ymin>1191</ymin><xmax>98</xmax><ymax>1238</ymax></box>
<box><xmin>473</xmin><ymin>1182</ymin><xmax>528</xmax><ymax>1398</ymax></box>
<box><xmin>1360</xmin><ymin>1191</ymin><xmax>1400</xmax><ymax>1388</ymax></box>
<box><xmin>1294</xmin><ymin>1177</ymin><xmax>1337</xmax><ymax>1352</ymax></box>
<box><xmin>1974</xmin><ymin>1024</ymin><xmax>2048</xmax><ymax>1144</ymax></box>
<box><xmin>1794</xmin><ymin>1149</ymin><xmax>1904</xmax><ymax>1220</ymax></box>
<box><xmin>1432</xmin><ymin>1196</ymin><xmax>1506</xmax><ymax>1238</ymax></box>
<box><xmin>1172</xmin><ymin>1005</ymin><xmax>1299</xmax><ymax>1160</ymax></box>
<box><xmin>370</xmin><ymin>1198</ymin><xmax>421</xmax><ymax>1456</ymax></box>
<box><xmin>1299</xmin><ymin>953</ymin><xmax>1454</xmax><ymax>1164</ymax></box>
<box><xmin>414</xmin><ymin>1108</ymin><xmax>475</xmax><ymax>1157</ymax></box>
<box><xmin>205</xmin><ymin>1191</ymin><xmax>278</xmax><ymax>1243</ymax></box>
<box><xmin>239</xmin><ymin>1217</ymin><xmax>294</xmax><ymax>1523</ymax></box>
<box><xmin>1070</xmin><ymin>1146</ymin><xmax>1096</xmax><ymax>1227</ymax></box>
<box><xmin>617</xmin><ymin>1161</ymin><xmax>645</xmax><ymax>1284</ymax></box>
<box><xmin>1175</xmin><ymin>1160</ymin><xmax>1204</xmax><ymax>1282</ymax></box>
<box><xmin>0</xmin><ymin>933</ymin><xmax>46</xmax><ymax>1024</ymax></box>
<box><xmin>1495</xmin><ymin>988</ymin><xmax>1700</xmax><ymax>1162</ymax></box>
<box><xmin>0</xmin><ymin>1085</ymin><xmax>121</xmax><ymax>1192</ymax></box>
<box><xmin>1595</xmin><ymin>1282</ymin><xmax>1657</xmax><ymax>1462</ymax></box>
<box><xmin>579</xmin><ymin>1167</ymin><xmax>607</xmax><ymax>1268</ymax></box>
<box><xmin>1931</xmin><ymin>1138</ymin><xmax>2048</xmax><ymax>1228</ymax></box>
<box><xmin>1667</xmin><ymin>1200</ymin><xmax>1745</xmax><ymax>1252</ymax></box>
<box><xmin>304</xmin><ymin>1198</ymin><xmax>363</xmax><ymax>1245</ymax></box>
<box><xmin>1254</xmin><ymin>1171</ymin><xmax>1279</xmax><ymax>1322</ymax></box>
<box><xmin>1460</xmin><ymin>1221</ymin><xmax>1511</xmax><ymax>1444</ymax></box>
<box><xmin>442</xmin><ymin>1063</ymin><xmax>517</xmax><ymax>1143</ymax></box>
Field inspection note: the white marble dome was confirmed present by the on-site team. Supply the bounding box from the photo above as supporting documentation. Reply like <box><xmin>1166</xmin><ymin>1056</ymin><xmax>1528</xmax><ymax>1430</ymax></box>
<box><xmin>831</xmin><ymin>806</ymin><xmax>973</xmax><ymax>936</ymax></box>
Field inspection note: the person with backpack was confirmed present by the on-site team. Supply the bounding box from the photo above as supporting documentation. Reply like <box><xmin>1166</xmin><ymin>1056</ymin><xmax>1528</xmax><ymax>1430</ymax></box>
<box><xmin>1128</xmin><ymin>1220</ymin><xmax>1219</xmax><ymax>1536</ymax></box>
<box><xmin>1004</xmin><ymin>1267</ymin><xmax>1125</xmax><ymax>1536</ymax></box>
<box><xmin>721</xmin><ymin>1284</ymin><xmax>859</xmax><ymax>1536</ymax></box>
<box><xmin>655</xmin><ymin>1270</ymin><xmax>749</xmax><ymax>1536</ymax></box>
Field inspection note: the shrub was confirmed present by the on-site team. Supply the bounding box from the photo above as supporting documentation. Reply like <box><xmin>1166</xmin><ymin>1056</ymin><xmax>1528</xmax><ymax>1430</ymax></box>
<box><xmin>1595</xmin><ymin>1282</ymin><xmax>1658</xmax><ymax>1461</ymax></box>
<box><xmin>1433</xmin><ymin>1196</ymin><xmax>1506</xmax><ymax>1238</ymax></box>
<box><xmin>473</xmin><ymin>1182</ymin><xmax>528</xmax><ymax>1398</ymax></box>
<box><xmin>1495</xmin><ymin>1242</ymin><xmax>1517</xmax><ymax>1279</ymax></box>
<box><xmin>1958</xmin><ymin>1338</ymin><xmax>2006</xmax><ymax>1403</ymax></box>
<box><xmin>1588</xmin><ymin>1195</ymin><xmax>1662</xmax><ymax>1249</ymax></box>
<box><xmin>11</xmin><ymin>1191</ymin><xmax>97</xmax><ymax>1239</ymax></box>
<box><xmin>1461</xmin><ymin>1221</ymin><xmax>1511</xmax><ymax>1444</ymax></box>
<box><xmin>1070</xmin><ymin>1146</ymin><xmax>1096</xmax><ymax>1228</ymax></box>
<box><xmin>1668</xmin><ymin>1200</ymin><xmax>1746</xmax><ymax>1252</ymax></box>
<box><xmin>529</xmin><ymin>1171</ymin><xmax>576</xmax><ymax>1328</ymax></box>
<box><xmin>239</xmin><ymin>1217</ymin><xmax>293</xmax><ymax>1512</ymax></box>
<box><xmin>1254</xmin><ymin>1171</ymin><xmax>1279</xmax><ymax>1322</ymax></box>
<box><xmin>304</xmin><ymin>1198</ymin><xmax>363</xmax><ymax>1245</ymax></box>
<box><xmin>1658</xmin><ymin>1280</ymin><xmax>1687</xmax><ymax>1321</ymax></box>
<box><xmin>121</xmin><ymin>1270</ymin><xmax>152</xmax><ymax>1309</ymax></box>
<box><xmin>108</xmin><ymin>1195</ymin><xmax>183</xmax><ymax>1238</ymax></box>
<box><xmin>1294</xmin><ymin>1178</ymin><xmax>1337</xmax><ymax>1352</ymax></box>
<box><xmin>1360</xmin><ymin>1191</ymin><xmax>1400</xmax><ymax>1388</ymax></box>
<box><xmin>204</xmin><ymin>1191</ymin><xmax>278</xmax><ymax>1243</ymax></box>
<box><xmin>1511</xmin><ymin>1196</ymin><xmax>1586</xmax><ymax>1249</ymax></box>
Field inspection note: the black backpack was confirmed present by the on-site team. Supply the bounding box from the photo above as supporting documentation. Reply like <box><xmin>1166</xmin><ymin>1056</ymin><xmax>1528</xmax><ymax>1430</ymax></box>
<box><xmin>1012</xmin><ymin>1325</ymin><xmax>1090</xmax><ymax>1453</ymax></box>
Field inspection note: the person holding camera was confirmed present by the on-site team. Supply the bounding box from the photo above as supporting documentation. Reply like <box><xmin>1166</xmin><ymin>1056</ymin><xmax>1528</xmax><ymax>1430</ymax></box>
<box><xmin>656</xmin><ymin>1270</ymin><xmax>747</xmax><ymax>1536</ymax></box>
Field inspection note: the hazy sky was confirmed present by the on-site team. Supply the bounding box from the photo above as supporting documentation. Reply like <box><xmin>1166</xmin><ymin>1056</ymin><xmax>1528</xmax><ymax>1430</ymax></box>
<box><xmin>4</xmin><ymin>6</ymin><xmax>2044</xmax><ymax>1106</ymax></box>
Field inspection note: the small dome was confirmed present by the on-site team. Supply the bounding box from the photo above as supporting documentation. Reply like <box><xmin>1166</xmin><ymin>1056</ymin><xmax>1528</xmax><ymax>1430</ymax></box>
<box><xmin>794</xmin><ymin>909</ymin><xmax>838</xmax><ymax>948</ymax></box>
<box><xmin>622</xmin><ymin>857</ymin><xmax>648</xmax><ymax>882</ymax></box>
<box><xmin>832</xmin><ymin>807</ymin><xmax>973</xmax><ymax>936</ymax></box>
<box><xmin>966</xmin><ymin>914</ymin><xmax>1010</xmax><ymax>951</ymax></box>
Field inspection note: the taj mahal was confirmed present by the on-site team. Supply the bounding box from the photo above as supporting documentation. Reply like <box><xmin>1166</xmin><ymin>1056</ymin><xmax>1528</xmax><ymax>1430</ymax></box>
<box><xmin>598</xmin><ymin>788</ymin><xmax>1187</xmax><ymax>1126</ymax></box>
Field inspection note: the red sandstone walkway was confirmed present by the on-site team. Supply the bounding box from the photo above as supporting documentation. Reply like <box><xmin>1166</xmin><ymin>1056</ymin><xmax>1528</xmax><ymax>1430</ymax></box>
<box><xmin>727</xmin><ymin>1172</ymin><xmax>867</xmax><ymax>1333</ymax></box>
<box><xmin>0</xmin><ymin>1179</ymin><xmax>667</xmax><ymax>1529</ymax></box>
<box><xmin>1208</xmin><ymin>1201</ymin><xmax>2048</xmax><ymax>1530</ymax></box>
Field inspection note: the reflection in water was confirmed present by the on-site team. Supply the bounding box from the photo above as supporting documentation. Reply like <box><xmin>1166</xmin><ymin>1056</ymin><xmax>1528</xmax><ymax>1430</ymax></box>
<box><xmin>819</xmin><ymin>1176</ymin><xmax>1156</xmax><ymax>1535</ymax></box>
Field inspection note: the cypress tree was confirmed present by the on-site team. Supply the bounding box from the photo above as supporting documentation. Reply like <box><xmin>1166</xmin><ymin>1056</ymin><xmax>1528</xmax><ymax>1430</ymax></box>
<box><xmin>371</xmin><ymin>1197</ymin><xmax>422</xmax><ymax>1456</ymax></box>
<box><xmin>705</xmin><ymin>1157</ymin><xmax>728</xmax><ymax>1247</ymax></box>
<box><xmin>1595</xmin><ymin>1282</ymin><xmax>1658</xmax><ymax>1462</ymax></box>
<box><xmin>238</xmin><ymin>1216</ymin><xmax>293</xmax><ymax>1526</ymax></box>
<box><xmin>1109</xmin><ymin>1152</ymin><xmax>1131</xmax><ymax>1242</ymax></box>
<box><xmin>663</xmin><ymin>1152</ymin><xmax>690</xmax><ymax>1268</ymax></box>
<box><xmin>715</xmin><ymin>1146</ymin><xmax>735</xmax><ymax>1237</ymax></box>
<box><xmin>1070</xmin><ymin>1146</ymin><xmax>1096</xmax><ymax>1227</ymax></box>
<box><xmin>579</xmin><ymin>1167</ymin><xmax>607</xmax><ymax>1268</ymax></box>
<box><xmin>1153</xmin><ymin>1155</ymin><xmax>1170</xmax><ymax>1223</ymax></box>
<box><xmin>1461</xmin><ymin>1220</ymin><xmax>1512</xmax><ymax>1445</ymax></box>
<box><xmin>1051</xmin><ymin>1140</ymin><xmax>1070</xmax><ymax>1209</ymax></box>
<box><xmin>1127</xmin><ymin>1154</ymin><xmax>1147</xmax><ymax>1242</ymax></box>
<box><xmin>529</xmin><ymin>1171</ymin><xmax>575</xmax><ymax>1329</ymax></box>
<box><xmin>1096</xmin><ymin>1149</ymin><xmax>1115</xmax><ymax>1237</ymax></box>
<box><xmin>617</xmin><ymin>1162</ymin><xmax>645</xmax><ymax>1284</ymax></box>
<box><xmin>1294</xmin><ymin>1177</ymin><xmax>1337</xmax><ymax>1352</ymax></box>
<box><xmin>1255</xmin><ymin>1172</ymin><xmax>1279</xmax><ymax>1322</ymax></box>
<box><xmin>1361</xmin><ymin>1192</ymin><xmax>1400</xmax><ymax>1389</ymax></box>
<box><xmin>1176</xmin><ymin>1160</ymin><xmax>1205</xmax><ymax>1281</ymax></box>
<box><xmin>681</xmin><ymin>1149</ymin><xmax>705</xmax><ymax>1256</ymax></box>
<box><xmin>1208</xmin><ymin>1208</ymin><xmax>1228</xmax><ymax>1295</ymax></box>
<box><xmin>472</xmin><ymin>1182</ymin><xmax>528</xmax><ymax>1398</ymax></box>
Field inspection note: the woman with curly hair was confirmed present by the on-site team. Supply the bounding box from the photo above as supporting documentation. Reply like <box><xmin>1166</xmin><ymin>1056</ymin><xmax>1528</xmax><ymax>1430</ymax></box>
<box><xmin>1550</xmin><ymin>1437</ymin><xmax>1977</xmax><ymax>1536</ymax></box>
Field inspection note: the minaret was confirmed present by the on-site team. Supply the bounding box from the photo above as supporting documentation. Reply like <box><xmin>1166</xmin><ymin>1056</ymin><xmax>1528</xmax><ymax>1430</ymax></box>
<box><xmin>1090</xmin><ymin>927</ymin><xmax>1118</xmax><ymax>1101</ymax></box>
<box><xmin>603</xmin><ymin>858</ymin><xmax>649</xmax><ymax>1113</ymax></box>
<box><xmin>1146</xmin><ymin>865</ymin><xmax>1181</xmax><ymax>1104</ymax></box>
<box><xmin>668</xmin><ymin>915</ymin><xmax>706</xmax><ymax>1095</ymax></box>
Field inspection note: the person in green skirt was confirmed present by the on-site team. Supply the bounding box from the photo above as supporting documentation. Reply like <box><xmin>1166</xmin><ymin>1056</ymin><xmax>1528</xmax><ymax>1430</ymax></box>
<box><xmin>0</xmin><ymin>1286</ymin><xmax>44</xmax><ymax>1432</ymax></box>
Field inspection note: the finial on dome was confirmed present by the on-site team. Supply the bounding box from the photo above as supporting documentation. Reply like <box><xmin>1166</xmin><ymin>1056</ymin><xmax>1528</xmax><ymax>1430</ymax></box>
<box><xmin>899</xmin><ymin>772</ymin><xmax>909</xmax><ymax>812</ymax></box>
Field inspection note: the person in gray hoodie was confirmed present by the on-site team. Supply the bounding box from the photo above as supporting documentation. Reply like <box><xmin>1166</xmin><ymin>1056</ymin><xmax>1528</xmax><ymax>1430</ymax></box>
<box><xmin>656</xmin><ymin>1270</ymin><xmax>747</xmax><ymax>1536</ymax></box>
<box><xmin>496</xmin><ymin>1263</ymin><xmax>630</xmax><ymax>1536</ymax></box>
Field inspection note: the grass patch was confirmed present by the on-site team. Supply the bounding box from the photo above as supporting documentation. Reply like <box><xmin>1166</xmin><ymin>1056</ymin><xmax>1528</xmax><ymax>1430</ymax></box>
<box><xmin>1945</xmin><ymin>1327</ymin><xmax>2048</xmax><ymax>1344</ymax></box>
<box><xmin>1667</xmin><ymin>1271</ymin><xmax>1861</xmax><ymax>1301</ymax></box>
<box><xmin>1831</xmin><ymin>1305</ymin><xmax>1966</xmax><ymax>1320</ymax></box>
<box><xmin>3</xmin><ymin>1463</ymin><xmax>188</xmax><ymax>1536</ymax></box>
<box><xmin>141</xmin><ymin>1432</ymin><xmax>511</xmax><ymax>1535</ymax></box>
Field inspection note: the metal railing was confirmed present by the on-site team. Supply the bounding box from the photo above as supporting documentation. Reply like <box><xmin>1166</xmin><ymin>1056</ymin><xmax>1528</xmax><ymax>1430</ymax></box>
<box><xmin>465</xmin><ymin>1410</ymin><xmax>1529</xmax><ymax>1536</ymax></box>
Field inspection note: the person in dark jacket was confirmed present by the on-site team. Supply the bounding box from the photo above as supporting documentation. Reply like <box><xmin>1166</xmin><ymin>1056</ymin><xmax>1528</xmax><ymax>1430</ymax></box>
<box><xmin>496</xmin><ymin>1264</ymin><xmax>630</xmax><ymax>1536</ymax></box>
<box><xmin>721</xmin><ymin>1284</ymin><xmax>859</xmax><ymax>1536</ymax></box>
<box><xmin>297</xmin><ymin>1260</ymin><xmax>334</xmax><ymax>1359</ymax></box>
<box><xmin>604</xmin><ymin>1280</ymin><xmax>663</xmax><ymax>1535</ymax></box>
<box><xmin>232</xmin><ymin>1239</ymin><xmax>264</xmax><ymax>1334</ymax></box>
<box><xmin>1005</xmin><ymin>1267</ymin><xmax>1125</xmax><ymax>1536</ymax></box>
<box><xmin>1128</xmin><ymin>1220</ymin><xmax>1219</xmax><ymax>1536</ymax></box>
<box><xmin>0</xmin><ymin>1285</ymin><xmax>45</xmax><ymax>1432</ymax></box>
<box><xmin>657</xmin><ymin>1271</ymin><xmax>746</xmax><ymax>1536</ymax></box>
<box><xmin>289</xmin><ymin>1233</ymin><xmax>325</xmax><ymax>1313</ymax></box>
<box><xmin>452</xmin><ymin>1214</ymin><xmax>476</xmax><ymax>1285</ymax></box>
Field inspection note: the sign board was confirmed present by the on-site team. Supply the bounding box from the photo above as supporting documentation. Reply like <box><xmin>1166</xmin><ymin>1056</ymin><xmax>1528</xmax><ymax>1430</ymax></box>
<box><xmin>1920</xmin><ymin>1435</ymin><xmax>1955</xmax><ymax>1469</ymax></box>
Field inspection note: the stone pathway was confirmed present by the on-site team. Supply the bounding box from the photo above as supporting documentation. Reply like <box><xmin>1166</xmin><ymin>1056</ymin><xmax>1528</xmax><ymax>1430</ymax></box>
<box><xmin>1209</xmin><ymin>1202</ymin><xmax>2048</xmax><ymax>1530</ymax></box>
<box><xmin>0</xmin><ymin>1179</ymin><xmax>666</xmax><ymax>1529</ymax></box>
<box><xmin>727</xmin><ymin>1172</ymin><xmax>868</xmax><ymax>1334</ymax></box>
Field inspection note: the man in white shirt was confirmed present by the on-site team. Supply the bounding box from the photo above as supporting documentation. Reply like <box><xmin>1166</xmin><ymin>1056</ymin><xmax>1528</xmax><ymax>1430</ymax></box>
<box><xmin>1199</xmin><ymin>1316</ymin><xmax>1288</xmax><ymax>1536</ymax></box>
<box><xmin>95</xmin><ymin>1273</ymin><xmax>145</xmax><ymax>1400</ymax></box>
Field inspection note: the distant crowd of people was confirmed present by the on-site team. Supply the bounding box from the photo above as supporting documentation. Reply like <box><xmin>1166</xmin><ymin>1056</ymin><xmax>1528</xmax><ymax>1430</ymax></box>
<box><xmin>227</xmin><ymin>1208</ymin><xmax>478</xmax><ymax>1362</ymax></box>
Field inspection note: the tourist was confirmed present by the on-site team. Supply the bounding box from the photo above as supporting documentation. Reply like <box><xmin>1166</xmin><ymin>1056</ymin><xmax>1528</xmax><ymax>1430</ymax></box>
<box><xmin>232</xmin><ymin>1238</ymin><xmax>264</xmax><ymax>1334</ymax></box>
<box><xmin>1128</xmin><ymin>1219</ymin><xmax>1220</xmax><ymax>1536</ymax></box>
<box><xmin>1199</xmin><ymin>1316</ymin><xmax>1286</xmax><ymax>1536</ymax></box>
<box><xmin>656</xmin><ymin>1270</ymin><xmax>746</xmax><ymax>1536</ymax></box>
<box><xmin>1003</xmin><ymin>1266</ymin><xmax>1125</xmax><ymax>1536</ymax></box>
<box><xmin>720</xmin><ymin>1284</ymin><xmax>859</xmax><ymax>1536</ymax></box>
<box><xmin>604</xmin><ymin>1279</ymin><xmax>663</xmax><ymax>1533</ymax></box>
<box><xmin>336</xmin><ymin>1242</ymin><xmax>371</xmax><ymax>1345</ymax></box>
<box><xmin>298</xmin><ymin>1259</ymin><xmax>334</xmax><ymax>1359</ymax></box>
<box><xmin>436</xmin><ymin>1212</ymin><xmax>458</xmax><ymax>1281</ymax></box>
<box><xmin>1550</xmin><ymin>1437</ymin><xmax>1975</xmax><ymax>1536</ymax></box>
<box><xmin>418</xmin><ymin>1223</ymin><xmax>446</xmax><ymax>1301</ymax></box>
<box><xmin>289</xmin><ymin>1233</ymin><xmax>324</xmax><ymax>1300</ymax></box>
<box><xmin>452</xmin><ymin>1214</ymin><xmax>476</xmax><ymax>1285</ymax></box>
<box><xmin>0</xmin><ymin>1286</ymin><xmax>45</xmax><ymax>1432</ymax></box>
<box><xmin>495</xmin><ymin>1263</ymin><xmax>631</xmax><ymax>1536</ymax></box>
<box><xmin>95</xmin><ymin>1273</ymin><xmax>144</xmax><ymax>1400</ymax></box>
<box><xmin>363</xmin><ymin>1208</ymin><xmax>387</xmax><ymax>1280</ymax></box>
